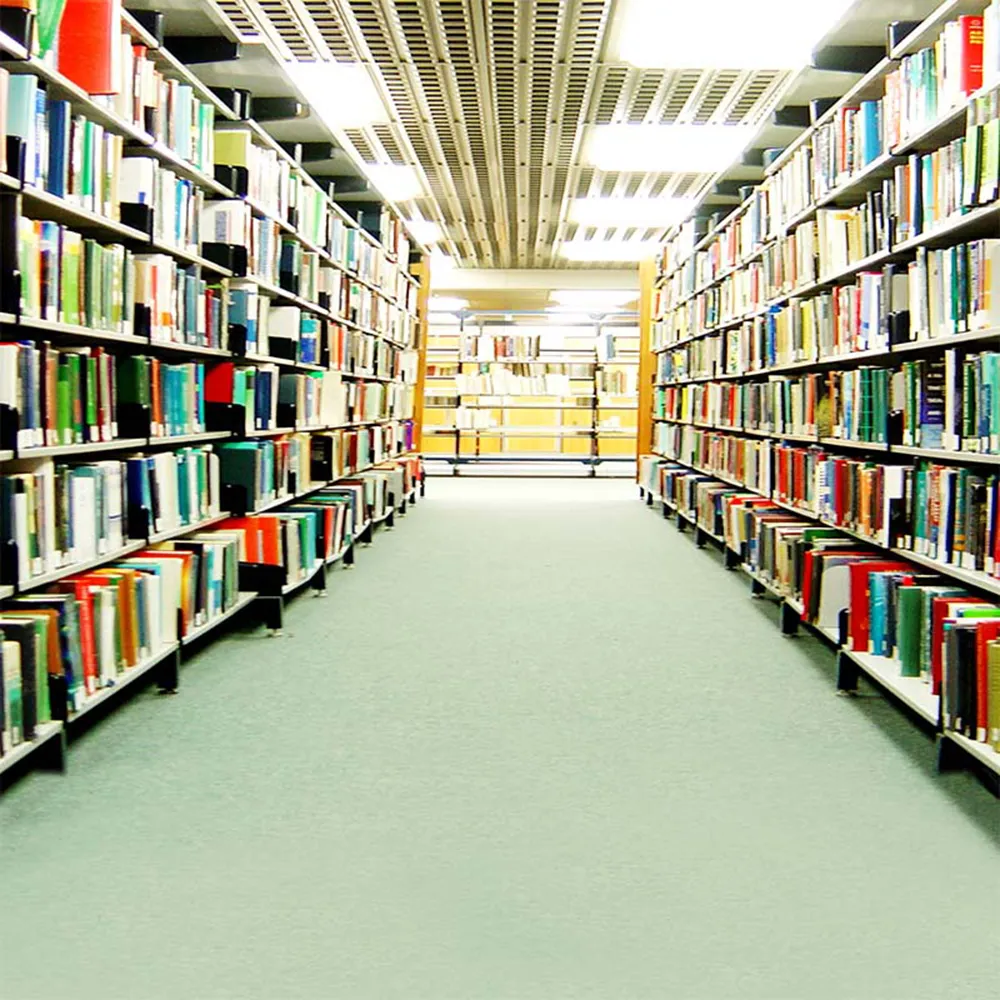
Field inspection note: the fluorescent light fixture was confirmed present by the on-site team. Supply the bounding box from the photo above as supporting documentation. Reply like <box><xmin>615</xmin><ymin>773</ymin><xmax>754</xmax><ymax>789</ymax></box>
<box><xmin>365</xmin><ymin>165</ymin><xmax>425</xmax><ymax>201</ymax></box>
<box><xmin>568</xmin><ymin>196</ymin><xmax>696</xmax><ymax>228</ymax></box>
<box><xmin>616</xmin><ymin>0</ymin><xmax>854</xmax><ymax>69</ymax></box>
<box><xmin>404</xmin><ymin>218</ymin><xmax>443</xmax><ymax>245</ymax></box>
<box><xmin>557</xmin><ymin>240</ymin><xmax>660</xmax><ymax>262</ymax></box>
<box><xmin>550</xmin><ymin>289</ymin><xmax>638</xmax><ymax>307</ymax></box>
<box><xmin>286</xmin><ymin>61</ymin><xmax>390</xmax><ymax>128</ymax></box>
<box><xmin>429</xmin><ymin>296</ymin><xmax>468</xmax><ymax>311</ymax></box>
<box><xmin>428</xmin><ymin>249</ymin><xmax>456</xmax><ymax>274</ymax></box>
<box><xmin>586</xmin><ymin>124</ymin><xmax>752</xmax><ymax>173</ymax></box>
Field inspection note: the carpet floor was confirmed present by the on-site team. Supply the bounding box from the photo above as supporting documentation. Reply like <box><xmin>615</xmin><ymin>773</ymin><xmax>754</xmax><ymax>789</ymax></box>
<box><xmin>0</xmin><ymin>478</ymin><xmax>997</xmax><ymax>1000</ymax></box>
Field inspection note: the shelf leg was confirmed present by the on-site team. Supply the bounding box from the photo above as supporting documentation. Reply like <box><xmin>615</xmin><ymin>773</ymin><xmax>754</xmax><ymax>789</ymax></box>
<box><xmin>936</xmin><ymin>734</ymin><xmax>964</xmax><ymax>773</ymax></box>
<box><xmin>750</xmin><ymin>577</ymin><xmax>765</xmax><ymax>598</ymax></box>
<box><xmin>724</xmin><ymin>547</ymin><xmax>741</xmax><ymax>571</ymax></box>
<box><xmin>343</xmin><ymin>543</ymin><xmax>355</xmax><ymax>569</ymax></box>
<box><xmin>676</xmin><ymin>513</ymin><xmax>686</xmax><ymax>532</ymax></box>
<box><xmin>260</xmin><ymin>596</ymin><xmax>283</xmax><ymax>636</ymax></box>
<box><xmin>38</xmin><ymin>727</ymin><xmax>67</xmax><ymax>773</ymax></box>
<box><xmin>836</xmin><ymin>651</ymin><xmax>860</xmax><ymax>694</ymax></box>
<box><xmin>387</xmin><ymin>508</ymin><xmax>395</xmax><ymax>529</ymax></box>
<box><xmin>312</xmin><ymin>563</ymin><xmax>328</xmax><ymax>598</ymax></box>
<box><xmin>661</xmin><ymin>501</ymin><xmax>670</xmax><ymax>519</ymax></box>
<box><xmin>156</xmin><ymin>646</ymin><xmax>181</xmax><ymax>694</ymax></box>
<box><xmin>780</xmin><ymin>601</ymin><xmax>800</xmax><ymax>637</ymax></box>
<box><xmin>695</xmin><ymin>527</ymin><xmax>707</xmax><ymax>549</ymax></box>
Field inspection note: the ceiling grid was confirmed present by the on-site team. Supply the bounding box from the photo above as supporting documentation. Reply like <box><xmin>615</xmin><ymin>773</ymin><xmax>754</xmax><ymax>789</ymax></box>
<box><xmin>218</xmin><ymin>0</ymin><xmax>816</xmax><ymax>268</ymax></box>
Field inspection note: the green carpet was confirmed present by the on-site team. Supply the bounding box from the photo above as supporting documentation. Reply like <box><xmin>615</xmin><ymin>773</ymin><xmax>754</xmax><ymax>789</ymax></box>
<box><xmin>0</xmin><ymin>479</ymin><xmax>997</xmax><ymax>1000</ymax></box>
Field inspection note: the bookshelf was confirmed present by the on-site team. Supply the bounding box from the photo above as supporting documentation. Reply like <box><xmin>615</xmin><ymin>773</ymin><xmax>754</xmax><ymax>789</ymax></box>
<box><xmin>0</xmin><ymin>0</ymin><xmax>429</xmax><ymax>788</ymax></box>
<box><xmin>423</xmin><ymin>310</ymin><xmax>639</xmax><ymax>476</ymax></box>
<box><xmin>639</xmin><ymin>0</ymin><xmax>1000</xmax><ymax>794</ymax></box>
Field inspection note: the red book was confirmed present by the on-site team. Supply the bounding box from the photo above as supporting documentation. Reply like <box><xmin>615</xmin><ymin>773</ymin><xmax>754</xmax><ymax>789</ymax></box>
<box><xmin>216</xmin><ymin>516</ymin><xmax>282</xmax><ymax>566</ymax></box>
<box><xmin>49</xmin><ymin>578</ymin><xmax>101</xmax><ymax>694</ymax></box>
<box><xmin>204</xmin><ymin>361</ymin><xmax>235</xmax><ymax>402</ymax></box>
<box><xmin>57</xmin><ymin>0</ymin><xmax>121</xmax><ymax>95</ymax></box>
<box><xmin>959</xmin><ymin>15</ymin><xmax>984</xmax><ymax>96</ymax></box>
<box><xmin>974</xmin><ymin>621</ymin><xmax>1000</xmax><ymax>736</ymax></box>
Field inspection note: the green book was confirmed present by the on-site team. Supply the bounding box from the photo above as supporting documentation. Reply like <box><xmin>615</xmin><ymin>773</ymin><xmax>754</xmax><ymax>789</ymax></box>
<box><xmin>84</xmin><ymin>354</ymin><xmax>98</xmax><ymax>437</ymax></box>
<box><xmin>116</xmin><ymin>356</ymin><xmax>150</xmax><ymax>407</ymax></box>
<box><xmin>897</xmin><ymin>587</ymin><xmax>926</xmax><ymax>677</ymax></box>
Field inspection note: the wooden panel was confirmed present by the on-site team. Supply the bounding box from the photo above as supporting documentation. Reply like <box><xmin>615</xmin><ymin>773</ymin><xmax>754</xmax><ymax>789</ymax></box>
<box><xmin>636</xmin><ymin>257</ymin><xmax>656</xmax><ymax>476</ymax></box>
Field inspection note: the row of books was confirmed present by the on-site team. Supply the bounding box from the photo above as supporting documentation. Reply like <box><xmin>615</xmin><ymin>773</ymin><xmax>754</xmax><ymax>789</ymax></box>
<box><xmin>452</xmin><ymin>369</ymin><xmax>588</xmax><ymax>397</ymax></box>
<box><xmin>640</xmin><ymin>455</ymin><xmax>998</xmax><ymax>758</ymax></box>
<box><xmin>652</xmin><ymin>423</ymin><xmax>1000</xmax><ymax>572</ymax></box>
<box><xmin>16</xmin><ymin>219</ymin><xmax>229</xmax><ymax>345</ymax></box>
<box><xmin>656</xmin><ymin>236</ymin><xmax>1000</xmax><ymax>356</ymax></box>
<box><xmin>0</xmin><ymin>423</ymin><xmax>416</xmax><ymax>588</ymax></box>
<box><xmin>655</xmin><ymin>14</ymin><xmax>1000</xmax><ymax>308</ymax></box>
<box><xmin>459</xmin><ymin>334</ymin><xmax>542</xmax><ymax>360</ymax></box>
<box><xmin>0</xmin><ymin>452</ymin><xmax>422</xmax><ymax>756</ymax></box>
<box><xmin>657</xmin><ymin>351</ymin><xmax>1000</xmax><ymax>456</ymax></box>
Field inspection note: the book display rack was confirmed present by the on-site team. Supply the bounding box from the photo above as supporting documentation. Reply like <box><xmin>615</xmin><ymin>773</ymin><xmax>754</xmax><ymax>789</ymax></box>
<box><xmin>638</xmin><ymin>0</ymin><xmax>1000</xmax><ymax>795</ymax></box>
<box><xmin>423</xmin><ymin>311</ymin><xmax>639</xmax><ymax>476</ymax></box>
<box><xmin>0</xmin><ymin>0</ymin><xmax>429</xmax><ymax>789</ymax></box>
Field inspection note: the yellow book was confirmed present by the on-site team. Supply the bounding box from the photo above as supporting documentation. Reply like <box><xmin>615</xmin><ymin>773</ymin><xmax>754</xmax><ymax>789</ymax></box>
<box><xmin>213</xmin><ymin>129</ymin><xmax>253</xmax><ymax>169</ymax></box>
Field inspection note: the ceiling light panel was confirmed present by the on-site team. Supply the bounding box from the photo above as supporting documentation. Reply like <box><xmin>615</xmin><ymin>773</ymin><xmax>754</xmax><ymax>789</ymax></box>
<box><xmin>585</xmin><ymin>124</ymin><xmax>754</xmax><ymax>173</ymax></box>
<box><xmin>568</xmin><ymin>196</ymin><xmax>696</xmax><ymax>228</ymax></box>
<box><xmin>616</xmin><ymin>0</ymin><xmax>855</xmax><ymax>70</ymax></box>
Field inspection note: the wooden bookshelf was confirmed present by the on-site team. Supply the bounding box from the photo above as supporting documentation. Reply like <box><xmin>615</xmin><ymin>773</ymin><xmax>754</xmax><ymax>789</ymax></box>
<box><xmin>423</xmin><ymin>311</ymin><xmax>639</xmax><ymax>475</ymax></box>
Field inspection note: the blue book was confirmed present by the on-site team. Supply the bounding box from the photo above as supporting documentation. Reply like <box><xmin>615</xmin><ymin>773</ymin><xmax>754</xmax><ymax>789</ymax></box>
<box><xmin>869</xmin><ymin>572</ymin><xmax>888</xmax><ymax>655</ymax></box>
<box><xmin>46</xmin><ymin>99</ymin><xmax>71</xmax><ymax>198</ymax></box>
<box><xmin>859</xmin><ymin>101</ymin><xmax>881</xmax><ymax>166</ymax></box>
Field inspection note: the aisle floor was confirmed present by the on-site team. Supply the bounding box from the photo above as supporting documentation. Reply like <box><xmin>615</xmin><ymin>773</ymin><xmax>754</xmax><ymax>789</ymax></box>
<box><xmin>0</xmin><ymin>478</ymin><xmax>998</xmax><ymax>1000</ymax></box>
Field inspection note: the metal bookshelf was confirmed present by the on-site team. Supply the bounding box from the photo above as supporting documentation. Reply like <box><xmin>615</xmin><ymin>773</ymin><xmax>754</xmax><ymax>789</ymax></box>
<box><xmin>423</xmin><ymin>310</ymin><xmax>639</xmax><ymax>476</ymax></box>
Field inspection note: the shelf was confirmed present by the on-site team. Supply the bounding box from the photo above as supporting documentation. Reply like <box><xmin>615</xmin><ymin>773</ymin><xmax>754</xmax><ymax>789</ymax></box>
<box><xmin>181</xmin><ymin>591</ymin><xmax>259</xmax><ymax>646</ymax></box>
<box><xmin>19</xmin><ymin>185</ymin><xmax>147</xmax><ymax>241</ymax></box>
<box><xmin>840</xmin><ymin>649</ymin><xmax>939</xmax><ymax>726</ymax></box>
<box><xmin>69</xmin><ymin>643</ymin><xmax>179</xmax><ymax>723</ymax></box>
<box><xmin>15</xmin><ymin>539</ymin><xmax>148</xmax><ymax>593</ymax></box>
<box><xmin>148</xmin><ymin>512</ymin><xmax>229</xmax><ymax>544</ymax></box>
<box><xmin>281</xmin><ymin>559</ymin><xmax>324</xmax><ymax>596</ymax></box>
<box><xmin>0</xmin><ymin>585</ymin><xmax>13</xmax><ymax>601</ymax></box>
<box><xmin>148</xmin><ymin>339</ymin><xmax>232</xmax><ymax>358</ymax></box>
<box><xmin>146</xmin><ymin>430</ymin><xmax>232</xmax><ymax>448</ymax></box>
<box><xmin>0</xmin><ymin>450</ymin><xmax>15</xmax><ymax>462</ymax></box>
<box><xmin>10</xmin><ymin>317</ymin><xmax>149</xmax><ymax>347</ymax></box>
<box><xmin>15</xmin><ymin>437</ymin><xmax>148</xmax><ymax>459</ymax></box>
<box><xmin>0</xmin><ymin>722</ymin><xmax>64</xmax><ymax>778</ymax></box>
<box><xmin>944</xmin><ymin>731</ymin><xmax>1000</xmax><ymax>777</ymax></box>
<box><xmin>238</xmin><ymin>427</ymin><xmax>296</xmax><ymax>439</ymax></box>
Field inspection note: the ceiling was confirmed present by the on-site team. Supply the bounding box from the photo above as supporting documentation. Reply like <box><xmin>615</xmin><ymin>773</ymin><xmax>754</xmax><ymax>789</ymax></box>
<box><xmin>210</xmin><ymin>0</ymin><xmax>941</xmax><ymax>270</ymax></box>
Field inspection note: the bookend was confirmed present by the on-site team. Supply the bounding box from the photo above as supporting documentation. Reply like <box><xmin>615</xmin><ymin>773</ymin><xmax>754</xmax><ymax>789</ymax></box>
<box><xmin>837</xmin><ymin>608</ymin><xmax>850</xmax><ymax>648</ymax></box>
<box><xmin>0</xmin><ymin>403</ymin><xmax>18</xmax><ymax>452</ymax></box>
<box><xmin>276</xmin><ymin>401</ymin><xmax>297</xmax><ymax>429</ymax></box>
<box><xmin>133</xmin><ymin>302</ymin><xmax>152</xmax><ymax>339</ymax></box>
<box><xmin>126</xmin><ymin>502</ymin><xmax>152</xmax><ymax>541</ymax></box>
<box><xmin>780</xmin><ymin>600</ymin><xmax>800</xmax><ymax>637</ymax></box>
<box><xmin>214</xmin><ymin>164</ymin><xmax>248</xmax><ymax>198</ymax></box>
<box><xmin>221</xmin><ymin>482</ymin><xmax>256</xmax><ymax>518</ymax></box>
<box><xmin>202</xmin><ymin>242</ymin><xmax>248</xmax><ymax>276</ymax></box>
<box><xmin>386</xmin><ymin>492</ymin><xmax>396</xmax><ymax>529</ymax></box>
<box><xmin>0</xmin><ymin>181</ymin><xmax>22</xmax><ymax>315</ymax></box>
<box><xmin>209</xmin><ymin>88</ymin><xmax>252</xmax><ymax>120</ymax></box>
<box><xmin>0</xmin><ymin>6</ymin><xmax>32</xmax><ymax>47</ymax></box>
<box><xmin>119</xmin><ymin>202</ymin><xmax>154</xmax><ymax>238</ymax></box>
<box><xmin>206</xmin><ymin>400</ymin><xmax>246</xmax><ymax>435</ymax></box>
<box><xmin>836</xmin><ymin>650</ymin><xmax>861</xmax><ymax>693</ymax></box>
<box><xmin>165</xmin><ymin>37</ymin><xmax>240</xmax><ymax>64</ymax></box>
<box><xmin>238</xmin><ymin>563</ymin><xmax>285</xmax><ymax>633</ymax></box>
<box><xmin>268</xmin><ymin>337</ymin><xmax>297</xmax><ymax>362</ymax></box>
<box><xmin>118</xmin><ymin>401</ymin><xmax>152</xmax><ymax>440</ymax></box>
<box><xmin>127</xmin><ymin>9</ymin><xmax>164</xmax><ymax>43</ymax></box>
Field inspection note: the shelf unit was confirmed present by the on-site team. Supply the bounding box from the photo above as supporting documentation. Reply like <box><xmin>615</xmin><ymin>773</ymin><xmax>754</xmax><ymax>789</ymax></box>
<box><xmin>638</xmin><ymin>0</ymin><xmax>1000</xmax><ymax>793</ymax></box>
<box><xmin>423</xmin><ymin>310</ymin><xmax>640</xmax><ymax>476</ymax></box>
<box><xmin>0</xmin><ymin>2</ymin><xmax>429</xmax><ymax>789</ymax></box>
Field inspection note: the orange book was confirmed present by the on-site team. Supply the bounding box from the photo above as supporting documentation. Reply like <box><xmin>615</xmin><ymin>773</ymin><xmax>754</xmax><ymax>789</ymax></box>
<box><xmin>217</xmin><ymin>516</ymin><xmax>282</xmax><ymax>565</ymax></box>
<box><xmin>134</xmin><ymin>549</ymin><xmax>195</xmax><ymax>634</ymax></box>
<box><xmin>91</xmin><ymin>567</ymin><xmax>141</xmax><ymax>666</ymax></box>
<box><xmin>56</xmin><ymin>0</ymin><xmax>121</xmax><ymax>95</ymax></box>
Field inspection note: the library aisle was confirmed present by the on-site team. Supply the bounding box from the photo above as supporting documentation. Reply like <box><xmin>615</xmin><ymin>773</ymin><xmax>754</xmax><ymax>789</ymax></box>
<box><xmin>0</xmin><ymin>480</ymin><xmax>998</xmax><ymax>1000</ymax></box>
